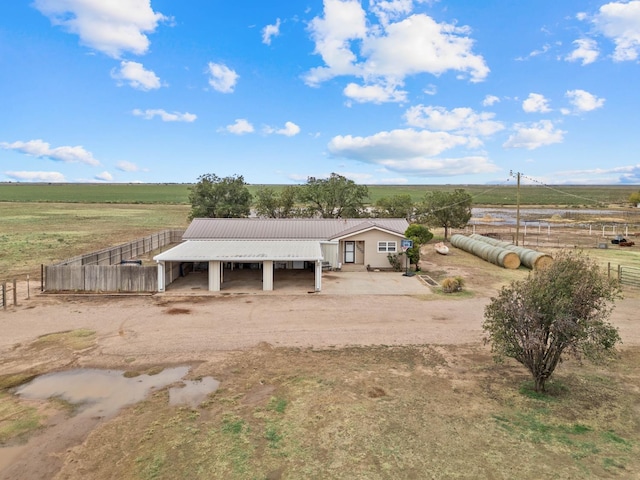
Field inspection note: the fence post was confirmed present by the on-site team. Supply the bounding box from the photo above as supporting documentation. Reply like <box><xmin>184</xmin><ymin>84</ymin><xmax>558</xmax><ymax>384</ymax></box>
<box><xmin>2</xmin><ymin>283</ymin><xmax>6</xmax><ymax>310</ymax></box>
<box><xmin>12</xmin><ymin>279</ymin><xmax>17</xmax><ymax>306</ymax></box>
<box><xmin>41</xmin><ymin>264</ymin><xmax>44</xmax><ymax>292</ymax></box>
<box><xmin>618</xmin><ymin>264</ymin><xmax>622</xmax><ymax>282</ymax></box>
<box><xmin>608</xmin><ymin>262</ymin><xmax>611</xmax><ymax>279</ymax></box>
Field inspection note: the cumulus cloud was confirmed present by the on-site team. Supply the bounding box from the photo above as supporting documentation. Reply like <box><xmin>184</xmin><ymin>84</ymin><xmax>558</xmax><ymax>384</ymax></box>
<box><xmin>591</xmin><ymin>0</ymin><xmax>640</xmax><ymax>61</ymax></box>
<box><xmin>522</xmin><ymin>93</ymin><xmax>551</xmax><ymax>113</ymax></box>
<box><xmin>264</xmin><ymin>121</ymin><xmax>301</xmax><ymax>137</ymax></box>
<box><xmin>343</xmin><ymin>82</ymin><xmax>407</xmax><ymax>104</ymax></box>
<box><xmin>115</xmin><ymin>161</ymin><xmax>146</xmax><ymax>172</ymax></box>
<box><xmin>94</xmin><ymin>171</ymin><xmax>113</xmax><ymax>182</ymax></box>
<box><xmin>503</xmin><ymin>120</ymin><xmax>566</xmax><ymax>150</ymax></box>
<box><xmin>304</xmin><ymin>0</ymin><xmax>489</xmax><ymax>103</ymax></box>
<box><xmin>565</xmin><ymin>38</ymin><xmax>600</xmax><ymax>65</ymax></box>
<box><xmin>132</xmin><ymin>109</ymin><xmax>196</xmax><ymax>122</ymax></box>
<box><xmin>4</xmin><ymin>171</ymin><xmax>66</xmax><ymax>182</ymax></box>
<box><xmin>262</xmin><ymin>18</ymin><xmax>281</xmax><ymax>45</ymax></box>
<box><xmin>327</xmin><ymin>128</ymin><xmax>499</xmax><ymax>176</ymax></box>
<box><xmin>482</xmin><ymin>95</ymin><xmax>500</xmax><ymax>107</ymax></box>
<box><xmin>33</xmin><ymin>0</ymin><xmax>167</xmax><ymax>58</ymax></box>
<box><xmin>404</xmin><ymin>105</ymin><xmax>504</xmax><ymax>137</ymax></box>
<box><xmin>552</xmin><ymin>164</ymin><xmax>640</xmax><ymax>184</ymax></box>
<box><xmin>111</xmin><ymin>61</ymin><xmax>162</xmax><ymax>91</ymax></box>
<box><xmin>565</xmin><ymin>89</ymin><xmax>605</xmax><ymax>113</ymax></box>
<box><xmin>1</xmin><ymin>139</ymin><xmax>100</xmax><ymax>166</ymax></box>
<box><xmin>222</xmin><ymin>119</ymin><xmax>254</xmax><ymax>135</ymax></box>
<box><xmin>207</xmin><ymin>62</ymin><xmax>239</xmax><ymax>93</ymax></box>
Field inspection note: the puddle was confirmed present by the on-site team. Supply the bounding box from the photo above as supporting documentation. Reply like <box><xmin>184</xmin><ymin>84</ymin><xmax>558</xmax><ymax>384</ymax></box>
<box><xmin>15</xmin><ymin>366</ymin><xmax>219</xmax><ymax>417</ymax></box>
<box><xmin>169</xmin><ymin>377</ymin><xmax>220</xmax><ymax>408</ymax></box>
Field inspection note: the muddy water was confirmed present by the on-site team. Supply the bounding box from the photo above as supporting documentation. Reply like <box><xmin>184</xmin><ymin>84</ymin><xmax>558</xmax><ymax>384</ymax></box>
<box><xmin>0</xmin><ymin>367</ymin><xmax>219</xmax><ymax>478</ymax></box>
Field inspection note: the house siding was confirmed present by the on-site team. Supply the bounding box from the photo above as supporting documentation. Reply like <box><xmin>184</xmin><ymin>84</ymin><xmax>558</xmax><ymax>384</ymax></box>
<box><xmin>339</xmin><ymin>230</ymin><xmax>403</xmax><ymax>269</ymax></box>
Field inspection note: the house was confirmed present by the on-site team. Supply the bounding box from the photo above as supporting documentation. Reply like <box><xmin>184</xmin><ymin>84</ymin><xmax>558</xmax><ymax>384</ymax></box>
<box><xmin>153</xmin><ymin>218</ymin><xmax>409</xmax><ymax>292</ymax></box>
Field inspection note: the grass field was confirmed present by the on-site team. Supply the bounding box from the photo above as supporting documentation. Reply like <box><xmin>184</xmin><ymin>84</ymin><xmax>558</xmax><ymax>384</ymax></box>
<box><xmin>0</xmin><ymin>202</ymin><xmax>190</xmax><ymax>280</ymax></box>
<box><xmin>1</xmin><ymin>183</ymin><xmax>638</xmax><ymax>206</ymax></box>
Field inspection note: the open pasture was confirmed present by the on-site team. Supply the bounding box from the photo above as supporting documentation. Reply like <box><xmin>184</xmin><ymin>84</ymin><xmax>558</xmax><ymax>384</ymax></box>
<box><xmin>0</xmin><ymin>182</ymin><xmax>637</xmax><ymax>206</ymax></box>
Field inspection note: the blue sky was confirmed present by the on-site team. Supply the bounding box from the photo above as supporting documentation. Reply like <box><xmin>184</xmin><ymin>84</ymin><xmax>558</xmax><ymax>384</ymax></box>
<box><xmin>1</xmin><ymin>0</ymin><xmax>639</xmax><ymax>185</ymax></box>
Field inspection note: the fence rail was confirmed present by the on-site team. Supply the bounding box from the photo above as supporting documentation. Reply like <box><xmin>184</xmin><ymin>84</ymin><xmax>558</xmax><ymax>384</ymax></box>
<box><xmin>614</xmin><ymin>265</ymin><xmax>640</xmax><ymax>288</ymax></box>
<box><xmin>44</xmin><ymin>229</ymin><xmax>184</xmax><ymax>292</ymax></box>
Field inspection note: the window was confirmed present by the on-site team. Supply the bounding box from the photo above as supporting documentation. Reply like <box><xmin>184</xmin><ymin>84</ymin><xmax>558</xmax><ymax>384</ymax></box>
<box><xmin>377</xmin><ymin>241</ymin><xmax>397</xmax><ymax>253</ymax></box>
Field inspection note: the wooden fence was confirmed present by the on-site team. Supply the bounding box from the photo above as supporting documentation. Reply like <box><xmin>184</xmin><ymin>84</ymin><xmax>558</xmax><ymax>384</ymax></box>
<box><xmin>44</xmin><ymin>229</ymin><xmax>184</xmax><ymax>292</ymax></box>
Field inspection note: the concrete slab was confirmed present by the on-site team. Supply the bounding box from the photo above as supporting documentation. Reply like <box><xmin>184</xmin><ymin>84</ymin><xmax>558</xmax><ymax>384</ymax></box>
<box><xmin>162</xmin><ymin>269</ymin><xmax>431</xmax><ymax>296</ymax></box>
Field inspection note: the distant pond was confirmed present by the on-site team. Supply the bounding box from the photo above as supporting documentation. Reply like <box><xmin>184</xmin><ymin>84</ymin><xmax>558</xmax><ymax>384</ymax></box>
<box><xmin>470</xmin><ymin>207</ymin><xmax>640</xmax><ymax>227</ymax></box>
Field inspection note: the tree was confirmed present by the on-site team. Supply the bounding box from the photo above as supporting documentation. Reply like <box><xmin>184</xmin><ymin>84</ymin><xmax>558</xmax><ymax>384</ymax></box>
<box><xmin>372</xmin><ymin>194</ymin><xmax>415</xmax><ymax>220</ymax></box>
<box><xmin>417</xmin><ymin>189</ymin><xmax>472</xmax><ymax>240</ymax></box>
<box><xmin>299</xmin><ymin>173</ymin><xmax>369</xmax><ymax>218</ymax></box>
<box><xmin>629</xmin><ymin>191</ymin><xmax>640</xmax><ymax>206</ymax></box>
<box><xmin>254</xmin><ymin>185</ymin><xmax>300</xmax><ymax>218</ymax></box>
<box><xmin>483</xmin><ymin>250</ymin><xmax>622</xmax><ymax>393</ymax></box>
<box><xmin>188</xmin><ymin>173</ymin><xmax>252</xmax><ymax>219</ymax></box>
<box><xmin>404</xmin><ymin>224</ymin><xmax>433</xmax><ymax>266</ymax></box>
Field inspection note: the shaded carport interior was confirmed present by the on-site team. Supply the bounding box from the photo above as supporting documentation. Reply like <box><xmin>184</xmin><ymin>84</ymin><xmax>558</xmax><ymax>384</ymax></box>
<box><xmin>153</xmin><ymin>240</ymin><xmax>325</xmax><ymax>292</ymax></box>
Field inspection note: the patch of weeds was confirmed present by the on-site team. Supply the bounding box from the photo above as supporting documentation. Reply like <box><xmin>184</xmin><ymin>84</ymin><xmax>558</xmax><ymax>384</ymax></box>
<box><xmin>0</xmin><ymin>373</ymin><xmax>37</xmax><ymax>391</ymax></box>
<box><xmin>32</xmin><ymin>329</ymin><xmax>96</xmax><ymax>351</ymax></box>
<box><xmin>267</xmin><ymin>397</ymin><xmax>287</xmax><ymax>414</ymax></box>
<box><xmin>265</xmin><ymin>424</ymin><xmax>283</xmax><ymax>449</ymax></box>
<box><xmin>603</xmin><ymin>457</ymin><xmax>627</xmax><ymax>470</ymax></box>
<box><xmin>518</xmin><ymin>380</ymin><xmax>567</xmax><ymax>400</ymax></box>
<box><xmin>136</xmin><ymin>452</ymin><xmax>167</xmax><ymax>480</ymax></box>
<box><xmin>602</xmin><ymin>431</ymin><xmax>632</xmax><ymax>450</ymax></box>
<box><xmin>0</xmin><ymin>394</ymin><xmax>43</xmax><ymax>443</ymax></box>
<box><xmin>222</xmin><ymin>416</ymin><xmax>246</xmax><ymax>435</ymax></box>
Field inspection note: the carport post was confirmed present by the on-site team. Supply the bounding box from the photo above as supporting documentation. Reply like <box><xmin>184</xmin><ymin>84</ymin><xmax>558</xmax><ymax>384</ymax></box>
<box><xmin>263</xmin><ymin>260</ymin><xmax>274</xmax><ymax>291</ymax></box>
<box><xmin>209</xmin><ymin>261</ymin><xmax>221</xmax><ymax>291</ymax></box>
<box><xmin>157</xmin><ymin>261</ymin><xmax>165</xmax><ymax>292</ymax></box>
<box><xmin>315</xmin><ymin>260</ymin><xmax>322</xmax><ymax>292</ymax></box>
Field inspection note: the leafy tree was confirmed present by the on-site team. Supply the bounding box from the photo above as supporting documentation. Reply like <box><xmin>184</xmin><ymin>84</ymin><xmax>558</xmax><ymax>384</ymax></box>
<box><xmin>417</xmin><ymin>189</ymin><xmax>472</xmax><ymax>240</ymax></box>
<box><xmin>404</xmin><ymin>224</ymin><xmax>433</xmax><ymax>266</ymax></box>
<box><xmin>254</xmin><ymin>185</ymin><xmax>300</xmax><ymax>218</ymax></box>
<box><xmin>299</xmin><ymin>173</ymin><xmax>369</xmax><ymax>218</ymax></box>
<box><xmin>483</xmin><ymin>250</ymin><xmax>622</xmax><ymax>393</ymax></box>
<box><xmin>629</xmin><ymin>191</ymin><xmax>640</xmax><ymax>206</ymax></box>
<box><xmin>188</xmin><ymin>173</ymin><xmax>252</xmax><ymax>219</ymax></box>
<box><xmin>372</xmin><ymin>194</ymin><xmax>415</xmax><ymax>220</ymax></box>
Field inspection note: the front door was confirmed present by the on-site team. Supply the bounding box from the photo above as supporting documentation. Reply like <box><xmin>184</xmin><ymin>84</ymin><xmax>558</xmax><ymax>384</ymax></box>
<box><xmin>344</xmin><ymin>241</ymin><xmax>355</xmax><ymax>263</ymax></box>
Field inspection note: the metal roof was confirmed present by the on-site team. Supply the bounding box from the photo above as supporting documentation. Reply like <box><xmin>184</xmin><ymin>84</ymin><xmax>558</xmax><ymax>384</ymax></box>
<box><xmin>183</xmin><ymin>218</ymin><xmax>409</xmax><ymax>240</ymax></box>
<box><xmin>154</xmin><ymin>240</ymin><xmax>324</xmax><ymax>262</ymax></box>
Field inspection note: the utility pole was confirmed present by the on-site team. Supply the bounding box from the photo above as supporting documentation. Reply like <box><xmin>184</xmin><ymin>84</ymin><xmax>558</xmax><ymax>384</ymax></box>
<box><xmin>511</xmin><ymin>171</ymin><xmax>521</xmax><ymax>246</ymax></box>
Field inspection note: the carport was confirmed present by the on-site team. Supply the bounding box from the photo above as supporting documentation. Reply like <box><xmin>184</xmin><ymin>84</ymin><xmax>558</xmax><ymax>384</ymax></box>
<box><xmin>153</xmin><ymin>240</ymin><xmax>324</xmax><ymax>292</ymax></box>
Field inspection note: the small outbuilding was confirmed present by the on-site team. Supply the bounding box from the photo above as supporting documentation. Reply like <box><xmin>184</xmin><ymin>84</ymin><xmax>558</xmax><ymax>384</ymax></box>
<box><xmin>154</xmin><ymin>218</ymin><xmax>409</xmax><ymax>292</ymax></box>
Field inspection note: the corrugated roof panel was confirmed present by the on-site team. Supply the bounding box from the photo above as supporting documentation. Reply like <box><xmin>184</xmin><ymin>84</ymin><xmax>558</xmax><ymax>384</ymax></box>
<box><xmin>154</xmin><ymin>240</ymin><xmax>324</xmax><ymax>262</ymax></box>
<box><xmin>182</xmin><ymin>218</ymin><xmax>409</xmax><ymax>240</ymax></box>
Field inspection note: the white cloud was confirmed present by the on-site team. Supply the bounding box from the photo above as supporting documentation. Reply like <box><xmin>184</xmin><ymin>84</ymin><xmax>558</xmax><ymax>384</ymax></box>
<box><xmin>304</xmin><ymin>1</ymin><xmax>488</xmax><ymax>103</ymax></box>
<box><xmin>222</xmin><ymin>119</ymin><xmax>254</xmax><ymax>135</ymax></box>
<box><xmin>592</xmin><ymin>0</ymin><xmax>640</xmax><ymax>61</ymax></box>
<box><xmin>343</xmin><ymin>82</ymin><xmax>407</xmax><ymax>103</ymax></box>
<box><xmin>552</xmin><ymin>164</ymin><xmax>640</xmax><ymax>184</ymax></box>
<box><xmin>94</xmin><ymin>171</ymin><xmax>113</xmax><ymax>182</ymax></box>
<box><xmin>262</xmin><ymin>18</ymin><xmax>281</xmax><ymax>45</ymax></box>
<box><xmin>207</xmin><ymin>62</ymin><xmax>239</xmax><ymax>93</ymax></box>
<box><xmin>116</xmin><ymin>161</ymin><xmax>145</xmax><ymax>172</ymax></box>
<box><xmin>264</xmin><ymin>121</ymin><xmax>301</xmax><ymax>137</ymax></box>
<box><xmin>132</xmin><ymin>109</ymin><xmax>196</xmax><ymax>122</ymax></box>
<box><xmin>4</xmin><ymin>171</ymin><xmax>66</xmax><ymax>182</ymax></box>
<box><xmin>565</xmin><ymin>38</ymin><xmax>600</xmax><ymax>65</ymax></box>
<box><xmin>482</xmin><ymin>95</ymin><xmax>500</xmax><ymax>107</ymax></box>
<box><xmin>1</xmin><ymin>139</ymin><xmax>100</xmax><ymax>166</ymax></box>
<box><xmin>111</xmin><ymin>61</ymin><xmax>162</xmax><ymax>91</ymax></box>
<box><xmin>404</xmin><ymin>105</ymin><xmax>504</xmax><ymax>137</ymax></box>
<box><xmin>565</xmin><ymin>89</ymin><xmax>605</xmax><ymax>112</ymax></box>
<box><xmin>327</xmin><ymin>128</ymin><xmax>499</xmax><ymax>176</ymax></box>
<box><xmin>503</xmin><ymin>120</ymin><xmax>566</xmax><ymax>150</ymax></box>
<box><xmin>33</xmin><ymin>0</ymin><xmax>167</xmax><ymax>58</ymax></box>
<box><xmin>522</xmin><ymin>93</ymin><xmax>551</xmax><ymax>113</ymax></box>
